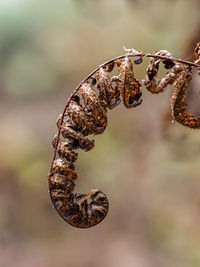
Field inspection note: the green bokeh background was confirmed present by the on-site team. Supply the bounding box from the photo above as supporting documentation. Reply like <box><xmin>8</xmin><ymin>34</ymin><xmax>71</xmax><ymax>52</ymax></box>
<box><xmin>0</xmin><ymin>1</ymin><xmax>200</xmax><ymax>266</ymax></box>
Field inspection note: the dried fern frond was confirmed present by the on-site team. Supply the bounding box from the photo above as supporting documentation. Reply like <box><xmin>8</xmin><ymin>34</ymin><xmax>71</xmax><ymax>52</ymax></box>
<box><xmin>48</xmin><ymin>42</ymin><xmax>200</xmax><ymax>229</ymax></box>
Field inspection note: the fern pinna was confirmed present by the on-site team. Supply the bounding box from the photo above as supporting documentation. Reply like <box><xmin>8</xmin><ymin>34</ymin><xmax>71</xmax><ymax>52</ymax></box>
<box><xmin>48</xmin><ymin>43</ymin><xmax>200</xmax><ymax>228</ymax></box>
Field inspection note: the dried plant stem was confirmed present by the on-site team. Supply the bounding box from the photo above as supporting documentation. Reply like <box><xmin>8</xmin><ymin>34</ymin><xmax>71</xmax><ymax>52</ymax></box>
<box><xmin>48</xmin><ymin>43</ymin><xmax>200</xmax><ymax>228</ymax></box>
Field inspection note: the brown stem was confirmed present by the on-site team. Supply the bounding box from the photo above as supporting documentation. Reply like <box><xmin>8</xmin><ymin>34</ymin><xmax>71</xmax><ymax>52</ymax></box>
<box><xmin>145</xmin><ymin>53</ymin><xmax>200</xmax><ymax>67</ymax></box>
<box><xmin>48</xmin><ymin>51</ymin><xmax>200</xmax><ymax>177</ymax></box>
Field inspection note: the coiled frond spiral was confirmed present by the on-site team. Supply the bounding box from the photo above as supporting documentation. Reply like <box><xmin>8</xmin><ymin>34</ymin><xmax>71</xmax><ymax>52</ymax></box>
<box><xmin>48</xmin><ymin>42</ymin><xmax>200</xmax><ymax>228</ymax></box>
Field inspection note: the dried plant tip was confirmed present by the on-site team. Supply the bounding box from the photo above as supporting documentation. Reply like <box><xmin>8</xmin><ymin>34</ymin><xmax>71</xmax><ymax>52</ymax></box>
<box><xmin>48</xmin><ymin>42</ymin><xmax>200</xmax><ymax>229</ymax></box>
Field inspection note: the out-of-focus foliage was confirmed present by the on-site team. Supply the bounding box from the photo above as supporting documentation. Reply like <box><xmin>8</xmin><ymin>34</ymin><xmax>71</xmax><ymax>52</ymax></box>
<box><xmin>0</xmin><ymin>0</ymin><xmax>200</xmax><ymax>267</ymax></box>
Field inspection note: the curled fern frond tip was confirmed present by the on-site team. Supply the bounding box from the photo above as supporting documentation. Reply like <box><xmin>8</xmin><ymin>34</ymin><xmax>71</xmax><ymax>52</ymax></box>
<box><xmin>48</xmin><ymin>42</ymin><xmax>200</xmax><ymax>228</ymax></box>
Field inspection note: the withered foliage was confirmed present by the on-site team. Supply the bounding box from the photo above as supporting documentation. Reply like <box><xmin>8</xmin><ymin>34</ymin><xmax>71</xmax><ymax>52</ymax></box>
<box><xmin>48</xmin><ymin>43</ymin><xmax>200</xmax><ymax>229</ymax></box>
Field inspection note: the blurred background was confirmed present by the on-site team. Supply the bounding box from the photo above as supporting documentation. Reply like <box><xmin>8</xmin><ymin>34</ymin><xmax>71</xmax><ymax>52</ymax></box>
<box><xmin>0</xmin><ymin>0</ymin><xmax>200</xmax><ymax>266</ymax></box>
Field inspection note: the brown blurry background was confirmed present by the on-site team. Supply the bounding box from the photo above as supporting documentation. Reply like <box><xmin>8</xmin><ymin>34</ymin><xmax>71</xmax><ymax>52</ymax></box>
<box><xmin>0</xmin><ymin>1</ymin><xmax>200</xmax><ymax>266</ymax></box>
